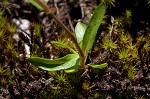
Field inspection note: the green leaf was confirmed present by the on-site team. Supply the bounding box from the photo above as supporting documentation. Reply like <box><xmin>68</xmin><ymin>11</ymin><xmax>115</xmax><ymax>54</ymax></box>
<box><xmin>51</xmin><ymin>41</ymin><xmax>76</xmax><ymax>53</ymax></box>
<box><xmin>64</xmin><ymin>65</ymin><xmax>80</xmax><ymax>73</ymax></box>
<box><xmin>27</xmin><ymin>54</ymin><xmax>80</xmax><ymax>71</ymax></box>
<box><xmin>75</xmin><ymin>22</ymin><xmax>86</xmax><ymax>44</ymax></box>
<box><xmin>82</xmin><ymin>3</ymin><xmax>106</xmax><ymax>54</ymax></box>
<box><xmin>88</xmin><ymin>63</ymin><xmax>108</xmax><ymax>69</ymax></box>
<box><xmin>28</xmin><ymin>0</ymin><xmax>43</xmax><ymax>11</ymax></box>
<box><xmin>27</xmin><ymin>54</ymin><xmax>77</xmax><ymax>65</ymax></box>
<box><xmin>38</xmin><ymin>54</ymin><xmax>80</xmax><ymax>71</ymax></box>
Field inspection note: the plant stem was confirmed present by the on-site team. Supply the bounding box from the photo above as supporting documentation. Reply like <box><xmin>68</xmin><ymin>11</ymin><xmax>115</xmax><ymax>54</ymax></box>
<box><xmin>34</xmin><ymin>0</ymin><xmax>86</xmax><ymax>68</ymax></box>
<box><xmin>50</xmin><ymin>14</ymin><xmax>85</xmax><ymax>56</ymax></box>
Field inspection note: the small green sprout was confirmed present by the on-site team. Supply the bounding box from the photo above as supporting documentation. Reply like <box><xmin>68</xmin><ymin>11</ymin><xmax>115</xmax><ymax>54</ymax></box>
<box><xmin>143</xmin><ymin>41</ymin><xmax>150</xmax><ymax>51</ymax></box>
<box><xmin>125</xmin><ymin>42</ymin><xmax>138</xmax><ymax>59</ymax></box>
<box><xmin>120</xmin><ymin>33</ymin><xmax>130</xmax><ymax>44</ymax></box>
<box><xmin>0</xmin><ymin>29</ymin><xmax>6</xmax><ymax>42</ymax></box>
<box><xmin>12</xmin><ymin>51</ymin><xmax>20</xmax><ymax>59</ymax></box>
<box><xmin>55</xmin><ymin>72</ymin><xmax>68</xmax><ymax>84</ymax></box>
<box><xmin>126</xmin><ymin>42</ymin><xmax>136</xmax><ymax>52</ymax></box>
<box><xmin>123</xmin><ymin>64</ymin><xmax>129</xmax><ymax>70</ymax></box>
<box><xmin>102</xmin><ymin>36</ymin><xmax>117</xmax><ymax>52</ymax></box>
<box><xmin>114</xmin><ymin>17</ymin><xmax>122</xmax><ymax>27</ymax></box>
<box><xmin>33</xmin><ymin>23</ymin><xmax>41</xmax><ymax>37</ymax></box>
<box><xmin>135</xmin><ymin>95</ymin><xmax>145</xmax><ymax>99</ymax></box>
<box><xmin>6</xmin><ymin>40</ymin><xmax>14</xmax><ymax>53</ymax></box>
<box><xmin>124</xmin><ymin>9</ymin><xmax>132</xmax><ymax>19</ymax></box>
<box><xmin>0</xmin><ymin>65</ymin><xmax>6</xmax><ymax>75</ymax></box>
<box><xmin>0</xmin><ymin>9</ymin><xmax>5</xmax><ymax>18</ymax></box>
<box><xmin>0</xmin><ymin>65</ymin><xmax>13</xmax><ymax>87</ymax></box>
<box><xmin>128</xmin><ymin>66</ymin><xmax>137</xmax><ymax>80</ymax></box>
<box><xmin>118</xmin><ymin>48</ymin><xmax>130</xmax><ymax>59</ymax></box>
<box><xmin>1</xmin><ymin>77</ymin><xmax>7</xmax><ymax>85</ymax></box>
<box><xmin>93</xmin><ymin>92</ymin><xmax>101</xmax><ymax>98</ymax></box>
<box><xmin>7</xmin><ymin>24</ymin><xmax>16</xmax><ymax>34</ymax></box>
<box><xmin>131</xmin><ymin>48</ymin><xmax>138</xmax><ymax>59</ymax></box>
<box><xmin>136</xmin><ymin>35</ymin><xmax>144</xmax><ymax>43</ymax></box>
<box><xmin>123</xmin><ymin>64</ymin><xmax>138</xmax><ymax>80</ymax></box>
<box><xmin>0</xmin><ymin>16</ymin><xmax>7</xmax><ymax>28</ymax></box>
<box><xmin>82</xmin><ymin>82</ymin><xmax>90</xmax><ymax>91</ymax></box>
<box><xmin>124</xmin><ymin>9</ymin><xmax>132</xmax><ymax>26</ymax></box>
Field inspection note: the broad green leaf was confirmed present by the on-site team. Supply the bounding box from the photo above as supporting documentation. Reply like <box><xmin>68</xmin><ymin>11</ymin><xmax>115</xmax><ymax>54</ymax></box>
<box><xmin>38</xmin><ymin>54</ymin><xmax>80</xmax><ymax>71</ymax></box>
<box><xmin>28</xmin><ymin>0</ymin><xmax>44</xmax><ymax>11</ymax></box>
<box><xmin>88</xmin><ymin>63</ymin><xmax>108</xmax><ymax>69</ymax></box>
<box><xmin>64</xmin><ymin>65</ymin><xmax>80</xmax><ymax>73</ymax></box>
<box><xmin>51</xmin><ymin>41</ymin><xmax>76</xmax><ymax>53</ymax></box>
<box><xmin>82</xmin><ymin>3</ymin><xmax>106</xmax><ymax>54</ymax></box>
<box><xmin>27</xmin><ymin>54</ymin><xmax>77</xmax><ymax>66</ymax></box>
<box><xmin>27</xmin><ymin>54</ymin><xmax>80</xmax><ymax>71</ymax></box>
<box><xmin>75</xmin><ymin>22</ymin><xmax>86</xmax><ymax>44</ymax></box>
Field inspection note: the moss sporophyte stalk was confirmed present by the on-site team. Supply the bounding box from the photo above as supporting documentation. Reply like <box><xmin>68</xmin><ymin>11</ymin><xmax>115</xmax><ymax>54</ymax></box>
<box><xmin>27</xmin><ymin>0</ymin><xmax>108</xmax><ymax>72</ymax></box>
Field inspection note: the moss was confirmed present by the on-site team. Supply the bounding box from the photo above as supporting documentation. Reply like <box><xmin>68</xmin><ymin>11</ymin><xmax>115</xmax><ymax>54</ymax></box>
<box><xmin>0</xmin><ymin>65</ymin><xmax>14</xmax><ymax>88</ymax></box>
<box><xmin>0</xmin><ymin>1</ymin><xmax>149</xmax><ymax>98</ymax></box>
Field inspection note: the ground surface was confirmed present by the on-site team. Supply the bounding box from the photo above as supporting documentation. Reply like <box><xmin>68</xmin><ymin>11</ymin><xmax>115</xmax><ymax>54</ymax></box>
<box><xmin>0</xmin><ymin>0</ymin><xmax>150</xmax><ymax>99</ymax></box>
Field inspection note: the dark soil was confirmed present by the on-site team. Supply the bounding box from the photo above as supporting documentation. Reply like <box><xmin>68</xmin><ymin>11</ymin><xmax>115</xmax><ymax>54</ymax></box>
<box><xmin>0</xmin><ymin>0</ymin><xmax>150</xmax><ymax>99</ymax></box>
